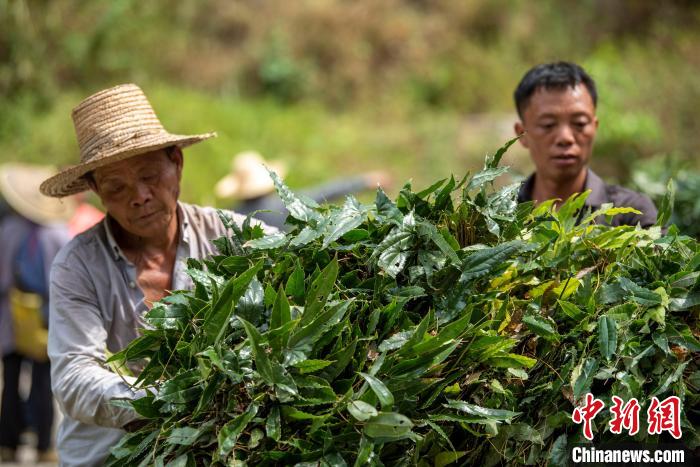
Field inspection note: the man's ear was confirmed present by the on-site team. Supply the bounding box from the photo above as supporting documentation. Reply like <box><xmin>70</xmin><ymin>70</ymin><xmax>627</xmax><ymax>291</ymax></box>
<box><xmin>514</xmin><ymin>121</ymin><xmax>529</xmax><ymax>148</ymax></box>
<box><xmin>84</xmin><ymin>173</ymin><xmax>98</xmax><ymax>194</ymax></box>
<box><xmin>169</xmin><ymin>147</ymin><xmax>184</xmax><ymax>179</ymax></box>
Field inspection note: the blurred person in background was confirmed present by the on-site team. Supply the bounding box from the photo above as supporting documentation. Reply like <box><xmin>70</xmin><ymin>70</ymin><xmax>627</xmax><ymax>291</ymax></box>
<box><xmin>215</xmin><ymin>150</ymin><xmax>392</xmax><ymax>229</ymax></box>
<box><xmin>39</xmin><ymin>83</ymin><xmax>274</xmax><ymax>467</ymax></box>
<box><xmin>67</xmin><ymin>192</ymin><xmax>104</xmax><ymax>237</ymax></box>
<box><xmin>0</xmin><ymin>163</ymin><xmax>75</xmax><ymax>463</ymax></box>
<box><xmin>513</xmin><ymin>61</ymin><xmax>657</xmax><ymax>227</ymax></box>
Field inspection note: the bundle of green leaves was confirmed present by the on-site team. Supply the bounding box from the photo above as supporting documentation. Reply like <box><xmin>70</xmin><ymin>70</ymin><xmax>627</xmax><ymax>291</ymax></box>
<box><xmin>106</xmin><ymin>139</ymin><xmax>699</xmax><ymax>466</ymax></box>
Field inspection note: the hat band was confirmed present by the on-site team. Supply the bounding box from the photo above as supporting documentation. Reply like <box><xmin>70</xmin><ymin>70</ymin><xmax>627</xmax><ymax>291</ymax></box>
<box><xmin>83</xmin><ymin>129</ymin><xmax>163</xmax><ymax>162</ymax></box>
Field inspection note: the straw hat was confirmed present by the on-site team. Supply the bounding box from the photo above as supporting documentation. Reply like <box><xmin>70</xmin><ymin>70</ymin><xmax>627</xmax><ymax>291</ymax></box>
<box><xmin>40</xmin><ymin>83</ymin><xmax>215</xmax><ymax>198</ymax></box>
<box><xmin>0</xmin><ymin>163</ymin><xmax>76</xmax><ymax>225</ymax></box>
<box><xmin>215</xmin><ymin>151</ymin><xmax>287</xmax><ymax>200</ymax></box>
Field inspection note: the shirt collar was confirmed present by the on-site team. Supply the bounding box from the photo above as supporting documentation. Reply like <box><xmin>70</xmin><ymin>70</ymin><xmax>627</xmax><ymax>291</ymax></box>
<box><xmin>518</xmin><ymin>168</ymin><xmax>609</xmax><ymax>207</ymax></box>
<box><xmin>103</xmin><ymin>202</ymin><xmax>190</xmax><ymax>262</ymax></box>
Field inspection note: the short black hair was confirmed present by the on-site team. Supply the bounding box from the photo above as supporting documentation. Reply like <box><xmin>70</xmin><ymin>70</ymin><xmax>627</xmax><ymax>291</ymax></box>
<box><xmin>514</xmin><ymin>61</ymin><xmax>597</xmax><ymax>118</ymax></box>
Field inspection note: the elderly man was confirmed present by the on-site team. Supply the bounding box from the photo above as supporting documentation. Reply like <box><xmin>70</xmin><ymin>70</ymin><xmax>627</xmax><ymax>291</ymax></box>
<box><xmin>514</xmin><ymin>61</ymin><xmax>658</xmax><ymax>227</ymax></box>
<box><xmin>40</xmin><ymin>84</ymin><xmax>273</xmax><ymax>466</ymax></box>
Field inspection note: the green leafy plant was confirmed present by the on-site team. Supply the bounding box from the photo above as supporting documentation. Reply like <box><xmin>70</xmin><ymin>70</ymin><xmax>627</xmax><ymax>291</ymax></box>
<box><xmin>632</xmin><ymin>156</ymin><xmax>700</xmax><ymax>239</ymax></box>
<box><xmin>106</xmin><ymin>139</ymin><xmax>699</xmax><ymax>466</ymax></box>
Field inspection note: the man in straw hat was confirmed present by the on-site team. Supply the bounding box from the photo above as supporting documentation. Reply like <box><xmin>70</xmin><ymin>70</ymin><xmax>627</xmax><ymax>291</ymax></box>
<box><xmin>0</xmin><ymin>163</ymin><xmax>75</xmax><ymax>463</ymax></box>
<box><xmin>39</xmin><ymin>83</ymin><xmax>274</xmax><ymax>466</ymax></box>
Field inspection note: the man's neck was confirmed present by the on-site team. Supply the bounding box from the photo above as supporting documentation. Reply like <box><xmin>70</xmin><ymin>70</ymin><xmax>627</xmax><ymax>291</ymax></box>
<box><xmin>110</xmin><ymin>213</ymin><xmax>180</xmax><ymax>258</ymax></box>
<box><xmin>532</xmin><ymin>169</ymin><xmax>588</xmax><ymax>206</ymax></box>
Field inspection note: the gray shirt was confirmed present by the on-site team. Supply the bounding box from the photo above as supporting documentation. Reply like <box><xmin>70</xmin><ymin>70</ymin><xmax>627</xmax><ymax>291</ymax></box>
<box><xmin>517</xmin><ymin>169</ymin><xmax>658</xmax><ymax>228</ymax></box>
<box><xmin>48</xmin><ymin>202</ymin><xmax>269</xmax><ymax>467</ymax></box>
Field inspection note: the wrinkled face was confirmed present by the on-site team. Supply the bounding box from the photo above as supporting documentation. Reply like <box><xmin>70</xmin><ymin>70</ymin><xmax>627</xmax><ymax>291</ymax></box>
<box><xmin>515</xmin><ymin>84</ymin><xmax>599</xmax><ymax>184</ymax></box>
<box><xmin>91</xmin><ymin>149</ymin><xmax>182</xmax><ymax>239</ymax></box>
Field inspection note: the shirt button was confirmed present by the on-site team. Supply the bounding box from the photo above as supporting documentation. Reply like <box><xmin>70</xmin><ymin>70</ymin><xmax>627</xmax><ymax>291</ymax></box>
<box><xmin>129</xmin><ymin>281</ymin><xmax>136</xmax><ymax>289</ymax></box>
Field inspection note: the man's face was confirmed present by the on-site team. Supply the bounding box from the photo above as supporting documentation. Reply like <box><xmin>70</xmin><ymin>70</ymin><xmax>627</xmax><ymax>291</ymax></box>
<box><xmin>91</xmin><ymin>149</ymin><xmax>182</xmax><ymax>239</ymax></box>
<box><xmin>515</xmin><ymin>84</ymin><xmax>599</xmax><ymax>184</ymax></box>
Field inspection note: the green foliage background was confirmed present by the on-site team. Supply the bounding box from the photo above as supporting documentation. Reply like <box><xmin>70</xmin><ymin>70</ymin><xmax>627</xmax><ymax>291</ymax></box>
<box><xmin>1</xmin><ymin>0</ymin><xmax>699</xmax><ymax>206</ymax></box>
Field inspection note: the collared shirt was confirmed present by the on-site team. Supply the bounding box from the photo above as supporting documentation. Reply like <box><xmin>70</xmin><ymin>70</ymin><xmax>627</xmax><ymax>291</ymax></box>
<box><xmin>48</xmin><ymin>202</ymin><xmax>272</xmax><ymax>467</ymax></box>
<box><xmin>517</xmin><ymin>169</ymin><xmax>658</xmax><ymax>228</ymax></box>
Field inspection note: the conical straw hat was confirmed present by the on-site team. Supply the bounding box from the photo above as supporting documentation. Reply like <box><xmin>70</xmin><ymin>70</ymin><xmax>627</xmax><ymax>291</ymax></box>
<box><xmin>0</xmin><ymin>163</ymin><xmax>76</xmax><ymax>225</ymax></box>
<box><xmin>215</xmin><ymin>151</ymin><xmax>287</xmax><ymax>200</ymax></box>
<box><xmin>40</xmin><ymin>83</ymin><xmax>215</xmax><ymax>198</ymax></box>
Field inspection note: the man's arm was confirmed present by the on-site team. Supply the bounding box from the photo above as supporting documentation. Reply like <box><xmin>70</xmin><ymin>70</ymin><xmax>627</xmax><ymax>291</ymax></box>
<box><xmin>48</xmin><ymin>258</ymin><xmax>143</xmax><ymax>429</ymax></box>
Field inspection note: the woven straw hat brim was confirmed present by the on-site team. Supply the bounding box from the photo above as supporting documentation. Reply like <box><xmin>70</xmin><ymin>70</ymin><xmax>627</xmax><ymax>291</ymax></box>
<box><xmin>0</xmin><ymin>163</ymin><xmax>76</xmax><ymax>224</ymax></box>
<box><xmin>40</xmin><ymin>131</ymin><xmax>215</xmax><ymax>198</ymax></box>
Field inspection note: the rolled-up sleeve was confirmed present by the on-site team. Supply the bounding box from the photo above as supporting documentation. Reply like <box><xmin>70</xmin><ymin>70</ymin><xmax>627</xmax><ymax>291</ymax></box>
<box><xmin>48</xmin><ymin>257</ymin><xmax>142</xmax><ymax>429</ymax></box>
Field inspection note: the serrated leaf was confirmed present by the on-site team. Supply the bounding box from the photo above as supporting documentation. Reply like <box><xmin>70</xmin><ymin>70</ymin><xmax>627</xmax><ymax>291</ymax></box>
<box><xmin>378</xmin><ymin>330</ymin><xmax>413</xmax><ymax>352</ymax></box>
<box><xmin>271</xmin><ymin>285</ymin><xmax>291</xmax><ymax>329</ymax></box>
<box><xmin>522</xmin><ymin>314</ymin><xmax>559</xmax><ymax>341</ymax></box>
<box><xmin>549</xmin><ymin>434</ymin><xmax>568</xmax><ymax>466</ymax></box>
<box><xmin>375</xmin><ymin>187</ymin><xmax>403</xmax><ymax>222</ymax></box>
<box><xmin>285</xmin><ymin>262</ymin><xmax>305</xmax><ymax>303</ymax></box>
<box><xmin>374</xmin><ymin>213</ymin><xmax>416</xmax><ymax>277</ymax></box>
<box><xmin>270</xmin><ymin>170</ymin><xmax>320</xmax><ymax>222</ymax></box>
<box><xmin>347</xmin><ymin>400</ymin><xmax>378</xmax><ymax>421</ymax></box>
<box><xmin>460</xmin><ymin>241</ymin><xmax>527</xmax><ymax>283</ymax></box>
<box><xmin>167</xmin><ymin>427</ymin><xmax>202</xmax><ymax>446</ymax></box>
<box><xmin>507</xmin><ymin>368</ymin><xmax>528</xmax><ymax>379</ymax></box>
<box><xmin>155</xmin><ymin>370</ymin><xmax>201</xmax><ymax>404</ymax></box>
<box><xmin>359</xmin><ymin>372</ymin><xmax>395</xmax><ymax>410</ymax></box>
<box><xmin>572</xmin><ymin>358</ymin><xmax>599</xmax><ymax>400</ymax></box>
<box><xmin>145</xmin><ymin>299</ymin><xmax>189</xmax><ymax>330</ymax></box>
<box><xmin>487</xmin><ymin>353</ymin><xmax>537</xmax><ymax>369</ymax></box>
<box><xmin>466</xmin><ymin>166</ymin><xmax>509</xmax><ymax>192</ymax></box>
<box><xmin>292</xmin><ymin>359</ymin><xmax>335</xmax><ymax>374</ymax></box>
<box><xmin>444</xmin><ymin>400</ymin><xmax>520</xmax><ymax>422</ymax></box>
<box><xmin>244</xmin><ymin>232</ymin><xmax>287</xmax><ymax>249</ymax></box>
<box><xmin>416</xmin><ymin>221</ymin><xmax>461</xmax><ymax>266</ymax></box>
<box><xmin>266</xmin><ymin>406</ymin><xmax>281</xmax><ymax>441</ymax></box>
<box><xmin>485</xmin><ymin>135</ymin><xmax>520</xmax><ymax>168</ymax></box>
<box><xmin>557</xmin><ymin>300</ymin><xmax>586</xmax><ymax>321</ymax></box>
<box><xmin>240</xmin><ymin>318</ymin><xmax>275</xmax><ymax>385</ymax></box>
<box><xmin>363</xmin><ymin>412</ymin><xmax>413</xmax><ymax>441</ymax></box>
<box><xmin>618</xmin><ymin>277</ymin><xmax>662</xmax><ymax>306</ymax></box>
<box><xmin>434</xmin><ymin>451</ymin><xmax>467</xmax><ymax>467</ymax></box>
<box><xmin>656</xmin><ymin>178</ymin><xmax>675</xmax><ymax>227</ymax></box>
<box><xmin>203</xmin><ymin>260</ymin><xmax>263</xmax><ymax>345</ymax></box>
<box><xmin>652</xmin><ymin>361</ymin><xmax>688</xmax><ymax>396</ymax></box>
<box><xmin>290</xmin><ymin>225</ymin><xmax>324</xmax><ymax>246</ymax></box>
<box><xmin>218</xmin><ymin>403</ymin><xmax>258</xmax><ymax>458</ymax></box>
<box><xmin>288</xmin><ymin>300</ymin><xmax>351</xmax><ymax>351</ymax></box>
<box><xmin>301</xmin><ymin>258</ymin><xmax>339</xmax><ymax>327</ymax></box>
<box><xmin>598</xmin><ymin>315</ymin><xmax>618</xmax><ymax>360</ymax></box>
<box><xmin>322</xmin><ymin>196</ymin><xmax>369</xmax><ymax>248</ymax></box>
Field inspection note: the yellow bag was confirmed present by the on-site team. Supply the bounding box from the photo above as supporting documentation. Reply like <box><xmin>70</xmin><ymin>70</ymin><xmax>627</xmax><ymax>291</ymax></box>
<box><xmin>9</xmin><ymin>288</ymin><xmax>48</xmax><ymax>362</ymax></box>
